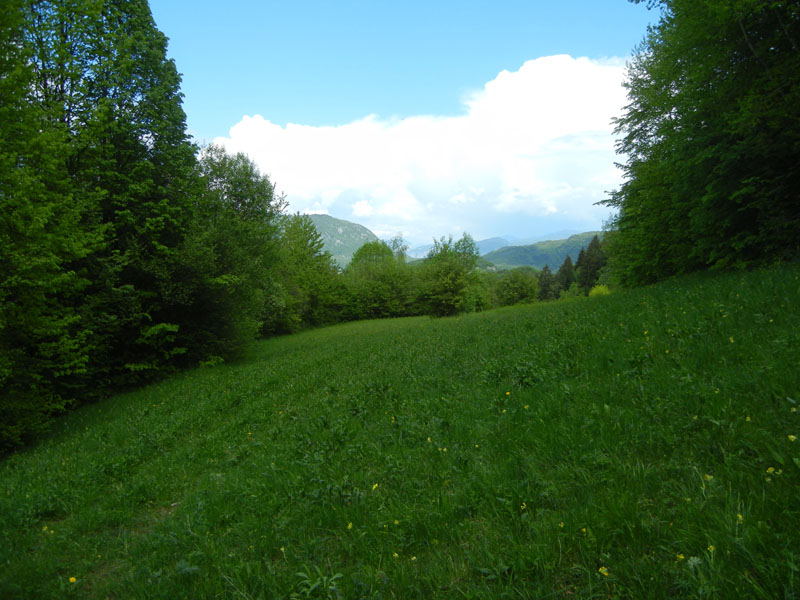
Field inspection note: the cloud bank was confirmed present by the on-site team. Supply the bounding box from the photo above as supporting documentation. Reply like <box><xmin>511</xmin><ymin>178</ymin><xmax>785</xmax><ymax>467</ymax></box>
<box><xmin>214</xmin><ymin>55</ymin><xmax>627</xmax><ymax>244</ymax></box>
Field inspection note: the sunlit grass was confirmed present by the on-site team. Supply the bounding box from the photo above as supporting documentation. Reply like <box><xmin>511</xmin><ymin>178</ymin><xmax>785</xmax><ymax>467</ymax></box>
<box><xmin>1</xmin><ymin>263</ymin><xmax>799</xmax><ymax>598</ymax></box>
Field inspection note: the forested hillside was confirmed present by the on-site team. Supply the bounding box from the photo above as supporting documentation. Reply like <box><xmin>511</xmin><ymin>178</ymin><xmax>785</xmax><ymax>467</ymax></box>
<box><xmin>308</xmin><ymin>214</ymin><xmax>379</xmax><ymax>267</ymax></box>
<box><xmin>483</xmin><ymin>232</ymin><xmax>601</xmax><ymax>269</ymax></box>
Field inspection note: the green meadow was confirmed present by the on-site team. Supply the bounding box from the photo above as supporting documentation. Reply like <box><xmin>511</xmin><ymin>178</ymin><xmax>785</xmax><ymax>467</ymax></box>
<box><xmin>2</xmin><ymin>264</ymin><xmax>799</xmax><ymax>599</ymax></box>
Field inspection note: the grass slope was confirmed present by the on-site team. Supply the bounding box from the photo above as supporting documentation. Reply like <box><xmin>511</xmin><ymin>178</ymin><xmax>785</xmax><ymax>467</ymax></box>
<box><xmin>2</xmin><ymin>264</ymin><xmax>799</xmax><ymax>599</ymax></box>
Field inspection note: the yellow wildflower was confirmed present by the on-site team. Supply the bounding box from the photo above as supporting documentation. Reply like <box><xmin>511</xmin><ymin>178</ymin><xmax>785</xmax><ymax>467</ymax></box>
<box><xmin>347</xmin><ymin>522</ymin><xmax>353</xmax><ymax>530</ymax></box>
<box><xmin>69</xmin><ymin>577</ymin><xmax>77</xmax><ymax>583</ymax></box>
<box><xmin>737</xmin><ymin>513</ymin><xmax>744</xmax><ymax>523</ymax></box>
<box><xmin>676</xmin><ymin>553</ymin><xmax>685</xmax><ymax>561</ymax></box>
<box><xmin>372</xmin><ymin>483</ymin><xmax>379</xmax><ymax>491</ymax></box>
<box><xmin>789</xmin><ymin>435</ymin><xmax>797</xmax><ymax>442</ymax></box>
<box><xmin>598</xmin><ymin>566</ymin><xmax>609</xmax><ymax>577</ymax></box>
<box><xmin>767</xmin><ymin>466</ymin><xmax>775</xmax><ymax>474</ymax></box>
<box><xmin>392</xmin><ymin>552</ymin><xmax>399</xmax><ymax>559</ymax></box>
<box><xmin>707</xmin><ymin>545</ymin><xmax>715</xmax><ymax>552</ymax></box>
<box><xmin>520</xmin><ymin>502</ymin><xmax>527</xmax><ymax>511</ymax></box>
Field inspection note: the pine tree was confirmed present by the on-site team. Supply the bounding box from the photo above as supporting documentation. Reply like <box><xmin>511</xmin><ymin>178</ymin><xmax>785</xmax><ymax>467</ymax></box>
<box><xmin>555</xmin><ymin>255</ymin><xmax>575</xmax><ymax>295</ymax></box>
<box><xmin>576</xmin><ymin>236</ymin><xmax>606</xmax><ymax>292</ymax></box>
<box><xmin>537</xmin><ymin>265</ymin><xmax>556</xmax><ymax>301</ymax></box>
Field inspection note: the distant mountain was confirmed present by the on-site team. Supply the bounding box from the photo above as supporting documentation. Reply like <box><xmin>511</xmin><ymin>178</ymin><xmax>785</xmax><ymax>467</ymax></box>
<box><xmin>502</xmin><ymin>230</ymin><xmax>583</xmax><ymax>246</ymax></box>
<box><xmin>408</xmin><ymin>236</ymin><xmax>512</xmax><ymax>259</ymax></box>
<box><xmin>483</xmin><ymin>232</ymin><xmax>602</xmax><ymax>270</ymax></box>
<box><xmin>307</xmin><ymin>214</ymin><xmax>378</xmax><ymax>267</ymax></box>
<box><xmin>407</xmin><ymin>243</ymin><xmax>434</xmax><ymax>259</ymax></box>
<box><xmin>477</xmin><ymin>237</ymin><xmax>510</xmax><ymax>255</ymax></box>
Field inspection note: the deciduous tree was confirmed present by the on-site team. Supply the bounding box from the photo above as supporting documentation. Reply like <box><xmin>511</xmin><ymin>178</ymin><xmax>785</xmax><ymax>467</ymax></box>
<box><xmin>605</xmin><ymin>0</ymin><xmax>800</xmax><ymax>285</ymax></box>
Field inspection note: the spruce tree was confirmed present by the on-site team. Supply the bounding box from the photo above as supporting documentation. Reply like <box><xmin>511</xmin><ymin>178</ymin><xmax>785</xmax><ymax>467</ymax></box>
<box><xmin>555</xmin><ymin>255</ymin><xmax>575</xmax><ymax>295</ymax></box>
<box><xmin>577</xmin><ymin>236</ymin><xmax>606</xmax><ymax>292</ymax></box>
<box><xmin>537</xmin><ymin>265</ymin><xmax>556</xmax><ymax>301</ymax></box>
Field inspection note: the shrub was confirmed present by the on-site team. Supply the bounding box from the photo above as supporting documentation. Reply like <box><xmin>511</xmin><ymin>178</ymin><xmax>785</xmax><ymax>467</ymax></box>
<box><xmin>588</xmin><ymin>284</ymin><xmax>611</xmax><ymax>297</ymax></box>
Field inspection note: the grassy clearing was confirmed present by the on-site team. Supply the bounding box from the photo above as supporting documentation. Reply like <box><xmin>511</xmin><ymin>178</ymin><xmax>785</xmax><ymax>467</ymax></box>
<box><xmin>1</xmin><ymin>264</ymin><xmax>799</xmax><ymax>599</ymax></box>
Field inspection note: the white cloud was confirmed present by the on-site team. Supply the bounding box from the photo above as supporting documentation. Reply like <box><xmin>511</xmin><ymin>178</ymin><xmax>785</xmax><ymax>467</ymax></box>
<box><xmin>214</xmin><ymin>55</ymin><xmax>627</xmax><ymax>244</ymax></box>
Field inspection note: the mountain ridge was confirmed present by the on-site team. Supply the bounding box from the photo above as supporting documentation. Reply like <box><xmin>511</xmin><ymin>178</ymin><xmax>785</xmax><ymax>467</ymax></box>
<box><xmin>307</xmin><ymin>214</ymin><xmax>601</xmax><ymax>270</ymax></box>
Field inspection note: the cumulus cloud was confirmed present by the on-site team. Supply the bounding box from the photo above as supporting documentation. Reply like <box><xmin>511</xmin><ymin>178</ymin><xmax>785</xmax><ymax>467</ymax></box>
<box><xmin>214</xmin><ymin>55</ymin><xmax>627</xmax><ymax>244</ymax></box>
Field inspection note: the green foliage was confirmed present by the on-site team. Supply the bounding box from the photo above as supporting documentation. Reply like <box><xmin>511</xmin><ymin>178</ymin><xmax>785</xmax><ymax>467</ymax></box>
<box><xmin>575</xmin><ymin>234</ymin><xmax>607</xmax><ymax>292</ymax></box>
<box><xmin>268</xmin><ymin>214</ymin><xmax>344</xmax><ymax>334</ymax></box>
<box><xmin>174</xmin><ymin>145</ymin><xmax>285</xmax><ymax>361</ymax></box>
<box><xmin>555</xmin><ymin>255</ymin><xmax>575</xmax><ymax>293</ymax></box>
<box><xmin>537</xmin><ymin>265</ymin><xmax>557</xmax><ymax>301</ymax></box>
<box><xmin>0</xmin><ymin>0</ymin><xmax>97</xmax><ymax>448</ymax></box>
<box><xmin>606</xmin><ymin>0</ymin><xmax>800</xmax><ymax>285</ymax></box>
<box><xmin>495</xmin><ymin>267</ymin><xmax>540</xmax><ymax>306</ymax></box>
<box><xmin>417</xmin><ymin>234</ymin><xmax>480</xmax><ymax>316</ymax></box>
<box><xmin>1</xmin><ymin>263</ymin><xmax>798</xmax><ymax>598</ymax></box>
<box><xmin>0</xmin><ymin>1</ymin><xmax>293</xmax><ymax>448</ymax></box>
<box><xmin>588</xmin><ymin>284</ymin><xmax>611</xmax><ymax>297</ymax></box>
<box><xmin>343</xmin><ymin>240</ymin><xmax>414</xmax><ymax>320</ymax></box>
<box><xmin>17</xmin><ymin>0</ymin><xmax>202</xmax><ymax>387</ymax></box>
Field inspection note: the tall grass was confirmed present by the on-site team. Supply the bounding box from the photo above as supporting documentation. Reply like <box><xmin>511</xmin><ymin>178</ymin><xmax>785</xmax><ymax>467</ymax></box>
<box><xmin>1</xmin><ymin>264</ymin><xmax>799</xmax><ymax>599</ymax></box>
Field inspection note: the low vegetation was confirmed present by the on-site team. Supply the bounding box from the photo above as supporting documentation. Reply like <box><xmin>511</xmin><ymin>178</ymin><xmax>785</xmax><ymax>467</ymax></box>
<box><xmin>2</xmin><ymin>263</ymin><xmax>798</xmax><ymax>598</ymax></box>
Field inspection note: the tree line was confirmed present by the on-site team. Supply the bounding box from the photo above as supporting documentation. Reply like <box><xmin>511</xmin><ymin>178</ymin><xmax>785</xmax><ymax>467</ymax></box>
<box><xmin>0</xmin><ymin>0</ymin><xmax>327</xmax><ymax>448</ymax></box>
<box><xmin>603</xmin><ymin>0</ymin><xmax>800</xmax><ymax>285</ymax></box>
<box><xmin>0</xmin><ymin>0</ymin><xmax>609</xmax><ymax>449</ymax></box>
<box><xmin>5</xmin><ymin>0</ymin><xmax>797</xmax><ymax>449</ymax></box>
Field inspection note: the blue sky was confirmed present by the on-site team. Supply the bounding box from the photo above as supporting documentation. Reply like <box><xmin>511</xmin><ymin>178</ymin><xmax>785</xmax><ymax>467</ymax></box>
<box><xmin>149</xmin><ymin>1</ymin><xmax>660</xmax><ymax>245</ymax></box>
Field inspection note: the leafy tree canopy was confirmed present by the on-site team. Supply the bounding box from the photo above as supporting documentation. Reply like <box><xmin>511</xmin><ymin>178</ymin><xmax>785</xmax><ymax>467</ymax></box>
<box><xmin>604</xmin><ymin>0</ymin><xmax>800</xmax><ymax>285</ymax></box>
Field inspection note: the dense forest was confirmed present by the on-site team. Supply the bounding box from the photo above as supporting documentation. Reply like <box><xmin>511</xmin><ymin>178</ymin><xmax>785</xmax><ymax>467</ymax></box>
<box><xmin>603</xmin><ymin>0</ymin><xmax>800</xmax><ymax>284</ymax></box>
<box><xmin>2</xmin><ymin>0</ymin><xmax>798</xmax><ymax>449</ymax></box>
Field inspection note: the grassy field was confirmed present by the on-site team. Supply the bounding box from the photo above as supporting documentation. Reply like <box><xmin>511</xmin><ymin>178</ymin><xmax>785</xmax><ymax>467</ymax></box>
<box><xmin>1</xmin><ymin>264</ymin><xmax>799</xmax><ymax>599</ymax></box>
